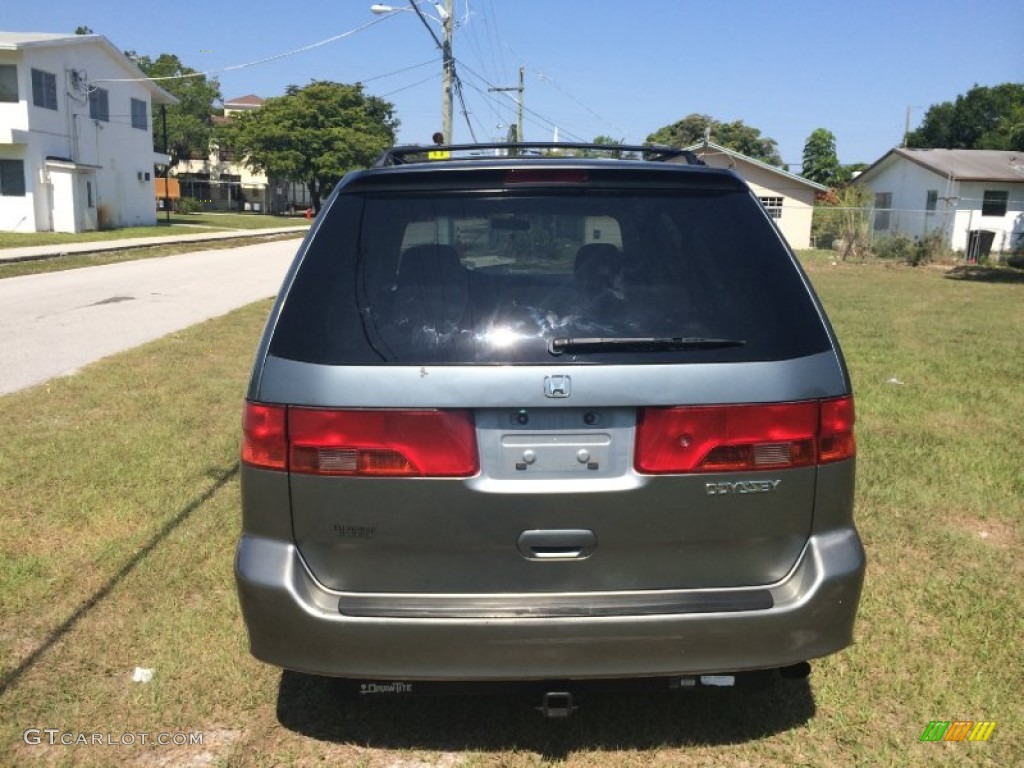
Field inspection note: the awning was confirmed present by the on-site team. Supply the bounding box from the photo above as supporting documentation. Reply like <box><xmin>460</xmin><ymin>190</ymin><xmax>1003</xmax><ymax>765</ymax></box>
<box><xmin>45</xmin><ymin>157</ymin><xmax>103</xmax><ymax>172</ymax></box>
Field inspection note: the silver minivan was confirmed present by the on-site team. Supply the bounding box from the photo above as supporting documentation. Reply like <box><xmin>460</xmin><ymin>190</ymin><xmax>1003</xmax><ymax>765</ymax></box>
<box><xmin>236</xmin><ymin>143</ymin><xmax>864</xmax><ymax>703</ymax></box>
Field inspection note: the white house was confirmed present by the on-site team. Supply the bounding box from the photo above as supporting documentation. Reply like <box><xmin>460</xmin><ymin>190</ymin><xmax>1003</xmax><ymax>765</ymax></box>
<box><xmin>673</xmin><ymin>141</ymin><xmax>827</xmax><ymax>250</ymax></box>
<box><xmin>853</xmin><ymin>148</ymin><xmax>1024</xmax><ymax>258</ymax></box>
<box><xmin>0</xmin><ymin>32</ymin><xmax>177</xmax><ymax>233</ymax></box>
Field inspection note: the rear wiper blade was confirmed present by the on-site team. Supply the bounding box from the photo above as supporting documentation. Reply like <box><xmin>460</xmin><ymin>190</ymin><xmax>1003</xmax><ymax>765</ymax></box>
<box><xmin>548</xmin><ymin>336</ymin><xmax>746</xmax><ymax>355</ymax></box>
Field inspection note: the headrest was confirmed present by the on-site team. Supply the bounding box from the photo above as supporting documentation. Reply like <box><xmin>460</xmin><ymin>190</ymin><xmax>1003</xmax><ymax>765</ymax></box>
<box><xmin>399</xmin><ymin>244</ymin><xmax>465</xmax><ymax>286</ymax></box>
<box><xmin>574</xmin><ymin>243</ymin><xmax>621</xmax><ymax>284</ymax></box>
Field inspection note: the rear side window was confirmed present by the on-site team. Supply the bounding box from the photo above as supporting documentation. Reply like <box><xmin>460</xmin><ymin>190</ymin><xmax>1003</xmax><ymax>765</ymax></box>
<box><xmin>269</xmin><ymin>184</ymin><xmax>830</xmax><ymax>365</ymax></box>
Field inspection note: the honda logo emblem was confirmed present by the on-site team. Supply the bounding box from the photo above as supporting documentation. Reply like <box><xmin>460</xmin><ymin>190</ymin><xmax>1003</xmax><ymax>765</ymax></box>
<box><xmin>544</xmin><ymin>375</ymin><xmax>571</xmax><ymax>398</ymax></box>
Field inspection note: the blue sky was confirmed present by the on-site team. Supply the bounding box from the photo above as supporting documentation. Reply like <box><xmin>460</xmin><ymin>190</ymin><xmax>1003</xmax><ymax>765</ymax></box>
<box><xmin>5</xmin><ymin>0</ymin><xmax>1022</xmax><ymax>169</ymax></box>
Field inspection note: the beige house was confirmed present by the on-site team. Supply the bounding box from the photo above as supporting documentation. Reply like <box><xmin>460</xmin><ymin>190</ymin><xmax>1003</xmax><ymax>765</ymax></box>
<box><xmin>172</xmin><ymin>93</ymin><xmax>309</xmax><ymax>213</ymax></box>
<box><xmin>674</xmin><ymin>142</ymin><xmax>827</xmax><ymax>249</ymax></box>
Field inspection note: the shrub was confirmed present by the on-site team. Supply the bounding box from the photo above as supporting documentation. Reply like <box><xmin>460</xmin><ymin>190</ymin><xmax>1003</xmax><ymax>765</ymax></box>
<box><xmin>872</xmin><ymin>234</ymin><xmax>915</xmax><ymax>262</ymax></box>
<box><xmin>911</xmin><ymin>230</ymin><xmax>951</xmax><ymax>266</ymax></box>
<box><xmin>1008</xmin><ymin>233</ymin><xmax>1024</xmax><ymax>269</ymax></box>
<box><xmin>175</xmin><ymin>197</ymin><xmax>203</xmax><ymax>215</ymax></box>
<box><xmin>872</xmin><ymin>231</ymin><xmax>952</xmax><ymax>266</ymax></box>
<box><xmin>811</xmin><ymin>206</ymin><xmax>838</xmax><ymax>250</ymax></box>
<box><xmin>97</xmin><ymin>204</ymin><xmax>114</xmax><ymax>230</ymax></box>
<box><xmin>812</xmin><ymin>186</ymin><xmax>872</xmax><ymax>260</ymax></box>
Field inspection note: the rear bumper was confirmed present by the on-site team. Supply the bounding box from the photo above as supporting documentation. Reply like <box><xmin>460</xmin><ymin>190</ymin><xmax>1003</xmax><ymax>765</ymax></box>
<box><xmin>235</xmin><ymin>528</ymin><xmax>864</xmax><ymax>680</ymax></box>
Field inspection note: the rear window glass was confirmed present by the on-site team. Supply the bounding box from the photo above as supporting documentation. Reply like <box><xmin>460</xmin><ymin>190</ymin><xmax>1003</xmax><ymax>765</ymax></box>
<box><xmin>269</xmin><ymin>185</ymin><xmax>831</xmax><ymax>365</ymax></box>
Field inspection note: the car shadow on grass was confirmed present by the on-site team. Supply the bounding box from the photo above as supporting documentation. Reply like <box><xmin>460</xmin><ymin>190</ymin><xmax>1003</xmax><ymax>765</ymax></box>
<box><xmin>944</xmin><ymin>265</ymin><xmax>1024</xmax><ymax>283</ymax></box>
<box><xmin>0</xmin><ymin>463</ymin><xmax>239</xmax><ymax>697</ymax></box>
<box><xmin>276</xmin><ymin>670</ymin><xmax>814</xmax><ymax>756</ymax></box>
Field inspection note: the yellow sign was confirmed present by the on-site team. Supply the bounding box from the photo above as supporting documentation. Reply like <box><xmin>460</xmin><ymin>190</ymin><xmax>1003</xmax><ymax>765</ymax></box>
<box><xmin>428</xmin><ymin>150</ymin><xmax>451</xmax><ymax>160</ymax></box>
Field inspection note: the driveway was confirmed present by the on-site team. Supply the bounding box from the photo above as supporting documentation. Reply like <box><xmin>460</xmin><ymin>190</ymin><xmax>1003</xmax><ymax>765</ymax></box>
<box><xmin>0</xmin><ymin>240</ymin><xmax>297</xmax><ymax>396</ymax></box>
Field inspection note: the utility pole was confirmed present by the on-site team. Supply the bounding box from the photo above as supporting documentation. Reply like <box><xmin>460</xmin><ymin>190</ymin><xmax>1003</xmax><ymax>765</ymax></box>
<box><xmin>903</xmin><ymin>105</ymin><xmax>923</xmax><ymax>148</ymax></box>
<box><xmin>441</xmin><ymin>0</ymin><xmax>454</xmax><ymax>144</ymax></box>
<box><xmin>488</xmin><ymin>66</ymin><xmax>524</xmax><ymax>143</ymax></box>
<box><xmin>373</xmin><ymin>1</ymin><xmax>455</xmax><ymax>143</ymax></box>
<box><xmin>161</xmin><ymin>104</ymin><xmax>170</xmax><ymax>222</ymax></box>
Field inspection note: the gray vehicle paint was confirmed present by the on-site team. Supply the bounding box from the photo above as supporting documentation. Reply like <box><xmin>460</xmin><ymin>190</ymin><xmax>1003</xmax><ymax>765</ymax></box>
<box><xmin>235</xmin><ymin>146</ymin><xmax>865</xmax><ymax>682</ymax></box>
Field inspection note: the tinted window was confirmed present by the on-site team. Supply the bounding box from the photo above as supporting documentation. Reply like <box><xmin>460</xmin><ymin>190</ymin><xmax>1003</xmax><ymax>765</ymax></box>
<box><xmin>270</xmin><ymin>184</ymin><xmax>830</xmax><ymax>365</ymax></box>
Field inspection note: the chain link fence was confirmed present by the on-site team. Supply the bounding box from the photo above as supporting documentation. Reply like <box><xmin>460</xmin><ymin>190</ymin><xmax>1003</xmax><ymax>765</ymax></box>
<box><xmin>812</xmin><ymin>200</ymin><xmax>1023</xmax><ymax>263</ymax></box>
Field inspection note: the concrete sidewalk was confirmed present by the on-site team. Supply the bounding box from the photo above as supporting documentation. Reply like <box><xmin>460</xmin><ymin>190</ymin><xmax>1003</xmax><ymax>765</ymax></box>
<box><xmin>0</xmin><ymin>225</ymin><xmax>310</xmax><ymax>263</ymax></box>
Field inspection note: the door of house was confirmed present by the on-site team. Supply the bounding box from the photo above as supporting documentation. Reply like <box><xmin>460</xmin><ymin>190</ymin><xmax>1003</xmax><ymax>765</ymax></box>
<box><xmin>79</xmin><ymin>172</ymin><xmax>98</xmax><ymax>231</ymax></box>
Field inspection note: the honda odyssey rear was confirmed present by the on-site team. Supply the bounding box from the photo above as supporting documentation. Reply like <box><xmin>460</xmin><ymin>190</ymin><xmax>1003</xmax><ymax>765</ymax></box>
<box><xmin>236</xmin><ymin>143</ymin><xmax>864</xmax><ymax>689</ymax></box>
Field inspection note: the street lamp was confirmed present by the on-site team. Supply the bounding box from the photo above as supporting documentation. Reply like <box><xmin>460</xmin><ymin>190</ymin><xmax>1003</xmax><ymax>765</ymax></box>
<box><xmin>371</xmin><ymin>1</ymin><xmax>454</xmax><ymax>144</ymax></box>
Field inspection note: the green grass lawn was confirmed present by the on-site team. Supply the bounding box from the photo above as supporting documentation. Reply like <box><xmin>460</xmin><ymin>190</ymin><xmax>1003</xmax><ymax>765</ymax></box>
<box><xmin>0</xmin><ymin>261</ymin><xmax>1021</xmax><ymax>766</ymax></box>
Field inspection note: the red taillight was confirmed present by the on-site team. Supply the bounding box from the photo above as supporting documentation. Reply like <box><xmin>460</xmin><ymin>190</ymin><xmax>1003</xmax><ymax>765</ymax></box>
<box><xmin>241</xmin><ymin>402</ymin><xmax>288</xmax><ymax>471</ymax></box>
<box><xmin>288</xmin><ymin>408</ymin><xmax>478</xmax><ymax>477</ymax></box>
<box><xmin>819</xmin><ymin>396</ymin><xmax>856</xmax><ymax>464</ymax></box>
<box><xmin>635</xmin><ymin>397</ymin><xmax>855</xmax><ymax>474</ymax></box>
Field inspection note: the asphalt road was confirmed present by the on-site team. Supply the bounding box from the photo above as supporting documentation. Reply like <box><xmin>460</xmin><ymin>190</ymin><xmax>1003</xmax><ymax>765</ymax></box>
<box><xmin>0</xmin><ymin>240</ymin><xmax>298</xmax><ymax>396</ymax></box>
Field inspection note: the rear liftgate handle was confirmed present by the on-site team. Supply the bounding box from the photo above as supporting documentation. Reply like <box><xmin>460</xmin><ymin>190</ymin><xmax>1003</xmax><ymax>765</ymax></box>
<box><xmin>517</xmin><ymin>529</ymin><xmax>597</xmax><ymax>560</ymax></box>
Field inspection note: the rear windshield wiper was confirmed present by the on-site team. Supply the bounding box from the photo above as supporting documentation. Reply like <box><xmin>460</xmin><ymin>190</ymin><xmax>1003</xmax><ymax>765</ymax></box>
<box><xmin>548</xmin><ymin>336</ymin><xmax>746</xmax><ymax>355</ymax></box>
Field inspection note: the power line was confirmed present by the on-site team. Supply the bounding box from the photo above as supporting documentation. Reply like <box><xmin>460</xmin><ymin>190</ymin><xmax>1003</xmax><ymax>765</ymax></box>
<box><xmin>408</xmin><ymin>0</ymin><xmax>446</xmax><ymax>52</ymax></box>
<box><xmin>456</xmin><ymin>60</ymin><xmax>588</xmax><ymax>143</ymax></box>
<box><xmin>535</xmin><ymin>71</ymin><xmax>628</xmax><ymax>139</ymax></box>
<box><xmin>484</xmin><ymin>0</ymin><xmax>510</xmax><ymax>88</ymax></box>
<box><xmin>92</xmin><ymin>17</ymin><xmax>390</xmax><ymax>83</ymax></box>
<box><xmin>461</xmin><ymin>1</ymin><xmax>494</xmax><ymax>84</ymax></box>
<box><xmin>454</xmin><ymin>2</ymin><xmax>618</xmax><ymax>143</ymax></box>
<box><xmin>360</xmin><ymin>58</ymin><xmax>439</xmax><ymax>85</ymax></box>
<box><xmin>452</xmin><ymin>75</ymin><xmax>479</xmax><ymax>141</ymax></box>
<box><xmin>380</xmin><ymin>73</ymin><xmax>440</xmax><ymax>98</ymax></box>
<box><xmin>461</xmin><ymin>75</ymin><xmax>586</xmax><ymax>144</ymax></box>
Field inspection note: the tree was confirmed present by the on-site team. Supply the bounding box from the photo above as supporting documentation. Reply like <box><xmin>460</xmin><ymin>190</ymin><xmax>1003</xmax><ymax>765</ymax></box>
<box><xmin>905</xmin><ymin>83</ymin><xmax>1024</xmax><ymax>151</ymax></box>
<box><xmin>131</xmin><ymin>54</ymin><xmax>222</xmax><ymax>166</ymax></box>
<box><xmin>566</xmin><ymin>135</ymin><xmax>626</xmax><ymax>158</ymax></box>
<box><xmin>646</xmin><ymin>114</ymin><xmax>715</xmax><ymax>147</ymax></box>
<box><xmin>74</xmin><ymin>26</ymin><xmax>93</xmax><ymax>35</ymax></box>
<box><xmin>801</xmin><ymin>129</ymin><xmax>841</xmax><ymax>186</ymax></box>
<box><xmin>645</xmin><ymin>114</ymin><xmax>782</xmax><ymax>165</ymax></box>
<box><xmin>812</xmin><ymin>185</ymin><xmax>872</xmax><ymax>260</ymax></box>
<box><xmin>218</xmin><ymin>81</ymin><xmax>398</xmax><ymax>212</ymax></box>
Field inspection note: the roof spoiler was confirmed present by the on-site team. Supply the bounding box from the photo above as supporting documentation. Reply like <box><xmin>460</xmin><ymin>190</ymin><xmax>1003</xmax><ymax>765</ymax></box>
<box><xmin>372</xmin><ymin>142</ymin><xmax>705</xmax><ymax>167</ymax></box>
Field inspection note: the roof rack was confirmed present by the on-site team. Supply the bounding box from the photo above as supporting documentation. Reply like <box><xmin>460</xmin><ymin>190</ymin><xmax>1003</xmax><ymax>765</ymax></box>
<box><xmin>372</xmin><ymin>142</ymin><xmax>704</xmax><ymax>168</ymax></box>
